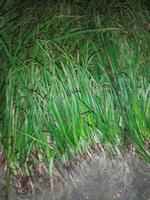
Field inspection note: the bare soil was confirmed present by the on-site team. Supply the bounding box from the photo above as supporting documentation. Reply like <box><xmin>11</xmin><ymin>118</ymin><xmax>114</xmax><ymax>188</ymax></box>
<box><xmin>1</xmin><ymin>151</ymin><xmax>150</xmax><ymax>200</ymax></box>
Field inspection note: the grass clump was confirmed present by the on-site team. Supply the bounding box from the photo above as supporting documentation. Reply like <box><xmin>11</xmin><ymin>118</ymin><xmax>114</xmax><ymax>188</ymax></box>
<box><xmin>0</xmin><ymin>0</ymin><xmax>150</xmax><ymax>183</ymax></box>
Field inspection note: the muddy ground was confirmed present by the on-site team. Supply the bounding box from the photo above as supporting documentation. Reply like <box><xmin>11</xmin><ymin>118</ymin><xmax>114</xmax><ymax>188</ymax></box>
<box><xmin>1</xmin><ymin>151</ymin><xmax>150</xmax><ymax>200</ymax></box>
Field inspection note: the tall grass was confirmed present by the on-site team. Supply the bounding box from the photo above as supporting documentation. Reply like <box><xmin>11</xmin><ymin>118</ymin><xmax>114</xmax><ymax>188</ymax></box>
<box><xmin>0</xmin><ymin>0</ymin><xmax>150</xmax><ymax>178</ymax></box>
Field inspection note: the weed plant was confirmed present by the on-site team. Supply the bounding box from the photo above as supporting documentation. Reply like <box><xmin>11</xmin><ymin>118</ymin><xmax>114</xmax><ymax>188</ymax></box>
<box><xmin>0</xmin><ymin>0</ymin><xmax>150</xmax><ymax>178</ymax></box>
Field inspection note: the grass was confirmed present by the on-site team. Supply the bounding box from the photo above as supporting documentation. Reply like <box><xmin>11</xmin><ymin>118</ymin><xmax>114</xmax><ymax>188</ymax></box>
<box><xmin>0</xmin><ymin>0</ymin><xmax>150</xmax><ymax>188</ymax></box>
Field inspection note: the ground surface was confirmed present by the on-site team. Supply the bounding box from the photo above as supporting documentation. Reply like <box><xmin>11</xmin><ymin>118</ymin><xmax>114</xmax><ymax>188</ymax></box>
<box><xmin>1</xmin><ymin>151</ymin><xmax>150</xmax><ymax>200</ymax></box>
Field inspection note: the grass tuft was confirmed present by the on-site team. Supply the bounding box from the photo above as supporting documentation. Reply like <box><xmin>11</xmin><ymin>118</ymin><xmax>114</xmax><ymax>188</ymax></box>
<box><xmin>0</xmin><ymin>0</ymin><xmax>150</xmax><ymax>187</ymax></box>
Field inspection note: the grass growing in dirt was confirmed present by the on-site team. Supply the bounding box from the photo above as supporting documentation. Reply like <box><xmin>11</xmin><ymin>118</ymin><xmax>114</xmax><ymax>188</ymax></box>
<box><xmin>0</xmin><ymin>0</ymin><xmax>150</xmax><ymax>182</ymax></box>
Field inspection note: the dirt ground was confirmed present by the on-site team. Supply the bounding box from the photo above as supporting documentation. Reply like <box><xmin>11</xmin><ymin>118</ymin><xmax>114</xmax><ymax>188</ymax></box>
<box><xmin>1</xmin><ymin>151</ymin><xmax>150</xmax><ymax>200</ymax></box>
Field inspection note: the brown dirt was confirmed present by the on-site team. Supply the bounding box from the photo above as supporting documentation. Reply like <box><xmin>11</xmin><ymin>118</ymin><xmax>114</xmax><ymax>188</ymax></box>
<box><xmin>1</xmin><ymin>151</ymin><xmax>150</xmax><ymax>200</ymax></box>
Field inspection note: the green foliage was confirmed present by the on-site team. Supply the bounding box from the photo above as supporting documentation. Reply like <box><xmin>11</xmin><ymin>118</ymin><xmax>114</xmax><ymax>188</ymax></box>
<box><xmin>0</xmin><ymin>0</ymin><xmax>150</xmax><ymax>175</ymax></box>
